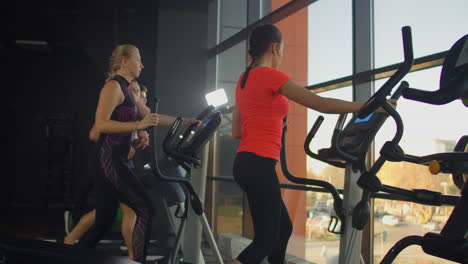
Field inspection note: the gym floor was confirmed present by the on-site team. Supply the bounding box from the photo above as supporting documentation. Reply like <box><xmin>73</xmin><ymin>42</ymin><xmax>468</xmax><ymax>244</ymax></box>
<box><xmin>0</xmin><ymin>207</ymin><xmax>64</xmax><ymax>241</ymax></box>
<box><xmin>0</xmin><ymin>207</ymin><xmax>227</xmax><ymax>263</ymax></box>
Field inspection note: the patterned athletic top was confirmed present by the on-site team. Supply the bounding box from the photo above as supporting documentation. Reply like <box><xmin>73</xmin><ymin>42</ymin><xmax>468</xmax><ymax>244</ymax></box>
<box><xmin>98</xmin><ymin>75</ymin><xmax>139</xmax><ymax>158</ymax></box>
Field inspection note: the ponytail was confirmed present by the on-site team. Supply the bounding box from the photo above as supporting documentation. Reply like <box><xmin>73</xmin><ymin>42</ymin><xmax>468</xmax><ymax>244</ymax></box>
<box><xmin>240</xmin><ymin>59</ymin><xmax>256</xmax><ymax>89</ymax></box>
<box><xmin>241</xmin><ymin>24</ymin><xmax>282</xmax><ymax>89</ymax></box>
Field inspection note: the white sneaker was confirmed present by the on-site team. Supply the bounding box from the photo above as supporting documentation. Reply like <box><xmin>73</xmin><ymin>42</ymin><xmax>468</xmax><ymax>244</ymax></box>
<box><xmin>120</xmin><ymin>244</ymin><xmax>128</xmax><ymax>251</ymax></box>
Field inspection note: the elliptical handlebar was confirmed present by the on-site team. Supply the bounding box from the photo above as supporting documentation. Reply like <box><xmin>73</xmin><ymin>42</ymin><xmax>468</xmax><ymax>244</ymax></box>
<box><xmin>148</xmin><ymin>98</ymin><xmax>204</xmax><ymax>215</ymax></box>
<box><xmin>175</xmin><ymin>105</ymin><xmax>215</xmax><ymax>151</ymax></box>
<box><xmin>402</xmin><ymin>34</ymin><xmax>468</xmax><ymax>105</ymax></box>
<box><xmin>351</xmin><ymin>27</ymin><xmax>415</xmax><ymax>231</ymax></box>
<box><xmin>380</xmin><ymin>185</ymin><xmax>459</xmax><ymax>206</ymax></box>
<box><xmin>281</xmin><ymin>119</ymin><xmax>345</xmax><ymax>232</ymax></box>
<box><xmin>304</xmin><ymin>116</ymin><xmax>347</xmax><ymax>168</ymax></box>
<box><xmin>390</xmin><ymin>81</ymin><xmax>408</xmax><ymax>99</ymax></box>
<box><xmin>333</xmin><ymin>113</ymin><xmax>359</xmax><ymax>164</ymax></box>
<box><xmin>402</xmin><ymin>87</ymin><xmax>455</xmax><ymax>105</ymax></box>
<box><xmin>358</xmin><ymin>26</ymin><xmax>414</xmax><ymax>119</ymax></box>
<box><xmin>352</xmin><ymin>29</ymin><xmax>467</xmax><ymax>233</ymax></box>
<box><xmin>163</xmin><ymin>118</ymin><xmax>202</xmax><ymax>167</ymax></box>
<box><xmin>332</xmin><ymin>81</ymin><xmax>410</xmax><ymax>169</ymax></box>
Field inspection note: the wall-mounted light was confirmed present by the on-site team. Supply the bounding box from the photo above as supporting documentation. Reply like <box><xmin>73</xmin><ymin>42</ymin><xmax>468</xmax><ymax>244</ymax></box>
<box><xmin>205</xmin><ymin>88</ymin><xmax>228</xmax><ymax>108</ymax></box>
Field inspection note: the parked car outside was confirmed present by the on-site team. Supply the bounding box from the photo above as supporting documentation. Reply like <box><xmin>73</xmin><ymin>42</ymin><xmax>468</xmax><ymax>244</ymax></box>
<box><xmin>381</xmin><ymin>214</ymin><xmax>400</xmax><ymax>226</ymax></box>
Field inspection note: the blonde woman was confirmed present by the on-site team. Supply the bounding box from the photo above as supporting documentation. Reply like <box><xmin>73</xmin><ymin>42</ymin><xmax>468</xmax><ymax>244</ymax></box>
<box><xmin>77</xmin><ymin>45</ymin><xmax>197</xmax><ymax>263</ymax></box>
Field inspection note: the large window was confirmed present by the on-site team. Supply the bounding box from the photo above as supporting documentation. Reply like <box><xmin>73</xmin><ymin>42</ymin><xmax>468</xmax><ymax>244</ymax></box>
<box><xmin>208</xmin><ymin>0</ymin><xmax>467</xmax><ymax>263</ymax></box>
<box><xmin>213</xmin><ymin>39</ymin><xmax>247</xmax><ymax>235</ymax></box>
<box><xmin>374</xmin><ymin>0</ymin><xmax>468</xmax><ymax>68</ymax></box>
<box><xmin>304</xmin><ymin>87</ymin><xmax>352</xmax><ymax>263</ymax></box>
<box><xmin>214</xmin><ymin>181</ymin><xmax>244</xmax><ymax>235</ymax></box>
<box><xmin>372</xmin><ymin>1</ymin><xmax>467</xmax><ymax>262</ymax></box>
<box><xmin>307</xmin><ymin>0</ymin><xmax>352</xmax><ymax>85</ymax></box>
<box><xmin>219</xmin><ymin>0</ymin><xmax>247</xmax><ymax>42</ymax></box>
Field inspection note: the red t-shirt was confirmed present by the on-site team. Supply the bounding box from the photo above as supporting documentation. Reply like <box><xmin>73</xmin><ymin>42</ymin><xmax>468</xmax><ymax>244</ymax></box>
<box><xmin>235</xmin><ymin>67</ymin><xmax>291</xmax><ymax>160</ymax></box>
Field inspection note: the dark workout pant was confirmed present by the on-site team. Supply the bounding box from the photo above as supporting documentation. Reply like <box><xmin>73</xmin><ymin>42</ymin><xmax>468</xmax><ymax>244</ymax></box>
<box><xmin>233</xmin><ymin>152</ymin><xmax>293</xmax><ymax>264</ymax></box>
<box><xmin>78</xmin><ymin>151</ymin><xmax>154</xmax><ymax>264</ymax></box>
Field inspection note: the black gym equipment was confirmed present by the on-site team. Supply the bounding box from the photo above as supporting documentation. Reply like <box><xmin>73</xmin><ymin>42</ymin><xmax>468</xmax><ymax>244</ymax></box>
<box><xmin>281</xmin><ymin>27</ymin><xmax>467</xmax><ymax>263</ymax></box>
<box><xmin>354</xmin><ymin>33</ymin><xmax>468</xmax><ymax>263</ymax></box>
<box><xmin>401</xmin><ymin>34</ymin><xmax>468</xmax><ymax>106</ymax></box>
<box><xmin>281</xmin><ymin>26</ymin><xmax>416</xmax><ymax>264</ymax></box>
<box><xmin>148</xmin><ymin>99</ymin><xmax>224</xmax><ymax>264</ymax></box>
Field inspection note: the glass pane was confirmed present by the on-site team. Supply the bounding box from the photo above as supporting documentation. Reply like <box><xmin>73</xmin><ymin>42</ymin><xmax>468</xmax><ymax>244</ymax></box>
<box><xmin>216</xmin><ymin>39</ymin><xmax>246</xmax><ymax>177</ymax></box>
<box><xmin>374</xmin><ymin>0</ymin><xmax>468</xmax><ymax>68</ymax></box>
<box><xmin>219</xmin><ymin>0</ymin><xmax>247</xmax><ymax>42</ymax></box>
<box><xmin>215</xmin><ymin>181</ymin><xmax>243</xmax><ymax>235</ymax></box>
<box><xmin>307</xmin><ymin>0</ymin><xmax>352</xmax><ymax>85</ymax></box>
<box><xmin>372</xmin><ymin>67</ymin><xmax>465</xmax><ymax>263</ymax></box>
<box><xmin>303</xmin><ymin>87</ymin><xmax>352</xmax><ymax>263</ymax></box>
<box><xmin>259</xmin><ymin>0</ymin><xmax>272</xmax><ymax>18</ymax></box>
<box><xmin>218</xmin><ymin>41</ymin><xmax>246</xmax><ymax>91</ymax></box>
<box><xmin>373</xmin><ymin>200</ymin><xmax>456</xmax><ymax>263</ymax></box>
<box><xmin>214</xmin><ymin>39</ymin><xmax>246</xmax><ymax>235</ymax></box>
<box><xmin>304</xmin><ymin>192</ymin><xmax>341</xmax><ymax>263</ymax></box>
<box><xmin>274</xmin><ymin>5</ymin><xmax>318</xmax><ymax>260</ymax></box>
<box><xmin>307</xmin><ymin>87</ymin><xmax>353</xmax><ymax>189</ymax></box>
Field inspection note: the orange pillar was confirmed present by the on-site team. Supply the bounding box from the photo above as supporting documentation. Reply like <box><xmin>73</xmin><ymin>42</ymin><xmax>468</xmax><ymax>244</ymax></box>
<box><xmin>271</xmin><ymin>0</ymin><xmax>308</xmax><ymax>258</ymax></box>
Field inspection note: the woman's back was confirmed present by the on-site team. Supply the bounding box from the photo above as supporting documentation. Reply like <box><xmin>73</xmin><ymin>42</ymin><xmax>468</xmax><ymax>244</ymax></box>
<box><xmin>235</xmin><ymin>67</ymin><xmax>290</xmax><ymax>160</ymax></box>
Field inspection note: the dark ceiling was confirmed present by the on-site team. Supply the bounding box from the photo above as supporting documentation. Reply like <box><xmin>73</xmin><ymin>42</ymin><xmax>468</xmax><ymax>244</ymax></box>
<box><xmin>9</xmin><ymin>0</ymin><xmax>210</xmax><ymax>50</ymax></box>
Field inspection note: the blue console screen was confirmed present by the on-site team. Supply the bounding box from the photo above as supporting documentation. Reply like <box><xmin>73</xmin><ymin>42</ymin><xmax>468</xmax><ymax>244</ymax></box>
<box><xmin>354</xmin><ymin>113</ymin><xmax>374</xmax><ymax>123</ymax></box>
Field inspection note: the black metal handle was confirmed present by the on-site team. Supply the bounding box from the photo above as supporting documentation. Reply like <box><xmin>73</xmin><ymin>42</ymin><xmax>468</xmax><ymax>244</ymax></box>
<box><xmin>390</xmin><ymin>81</ymin><xmax>409</xmax><ymax>100</ymax></box>
<box><xmin>175</xmin><ymin>105</ymin><xmax>215</xmax><ymax>151</ymax></box>
<box><xmin>381</xmin><ymin>236</ymin><xmax>423</xmax><ymax>264</ymax></box>
<box><xmin>304</xmin><ymin>116</ymin><xmax>347</xmax><ymax>168</ymax></box>
<box><xmin>402</xmin><ymin>88</ymin><xmax>455</xmax><ymax>105</ymax></box>
<box><xmin>333</xmin><ymin>113</ymin><xmax>359</xmax><ymax>163</ymax></box>
<box><xmin>402</xmin><ymin>34</ymin><xmax>468</xmax><ymax>105</ymax></box>
<box><xmin>148</xmin><ymin>98</ymin><xmax>204</xmax><ymax>215</ymax></box>
<box><xmin>282</xmin><ymin>122</ymin><xmax>345</xmax><ymax>228</ymax></box>
<box><xmin>310</xmin><ymin>115</ymin><xmax>324</xmax><ymax>137</ymax></box>
<box><xmin>358</xmin><ymin>26</ymin><xmax>414</xmax><ymax>119</ymax></box>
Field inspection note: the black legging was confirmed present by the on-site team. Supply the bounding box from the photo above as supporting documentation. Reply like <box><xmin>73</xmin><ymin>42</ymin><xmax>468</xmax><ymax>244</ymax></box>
<box><xmin>233</xmin><ymin>152</ymin><xmax>293</xmax><ymax>264</ymax></box>
<box><xmin>78</xmin><ymin>148</ymin><xmax>154</xmax><ymax>264</ymax></box>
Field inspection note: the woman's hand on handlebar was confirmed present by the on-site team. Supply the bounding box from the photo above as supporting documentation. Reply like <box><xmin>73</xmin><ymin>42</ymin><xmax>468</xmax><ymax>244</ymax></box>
<box><xmin>127</xmin><ymin>146</ymin><xmax>136</xmax><ymax>160</ymax></box>
<box><xmin>135</xmin><ymin>130</ymin><xmax>149</xmax><ymax>149</ymax></box>
<box><xmin>376</xmin><ymin>99</ymin><xmax>397</xmax><ymax>113</ymax></box>
<box><xmin>137</xmin><ymin>113</ymin><xmax>159</xmax><ymax>129</ymax></box>
<box><xmin>182</xmin><ymin>118</ymin><xmax>202</xmax><ymax>127</ymax></box>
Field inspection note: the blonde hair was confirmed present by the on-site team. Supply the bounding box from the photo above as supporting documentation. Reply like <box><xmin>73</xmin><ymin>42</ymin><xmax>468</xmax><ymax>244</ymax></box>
<box><xmin>106</xmin><ymin>44</ymin><xmax>138</xmax><ymax>81</ymax></box>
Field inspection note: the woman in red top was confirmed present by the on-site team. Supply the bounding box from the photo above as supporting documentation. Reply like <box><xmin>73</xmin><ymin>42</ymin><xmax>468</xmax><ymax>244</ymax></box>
<box><xmin>232</xmin><ymin>24</ymin><xmax>395</xmax><ymax>264</ymax></box>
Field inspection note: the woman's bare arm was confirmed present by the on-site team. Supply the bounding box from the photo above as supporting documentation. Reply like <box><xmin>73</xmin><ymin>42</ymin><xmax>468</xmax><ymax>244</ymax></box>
<box><xmin>279</xmin><ymin>80</ymin><xmax>364</xmax><ymax>113</ymax></box>
<box><xmin>95</xmin><ymin>81</ymin><xmax>158</xmax><ymax>133</ymax></box>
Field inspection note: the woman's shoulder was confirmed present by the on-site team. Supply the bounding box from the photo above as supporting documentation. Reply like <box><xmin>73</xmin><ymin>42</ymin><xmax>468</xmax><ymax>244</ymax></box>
<box><xmin>99</xmin><ymin>79</ymin><xmax>124</xmax><ymax>98</ymax></box>
<box><xmin>102</xmin><ymin>79</ymin><xmax>120</xmax><ymax>90</ymax></box>
<box><xmin>253</xmin><ymin>67</ymin><xmax>291</xmax><ymax>83</ymax></box>
<box><xmin>253</xmin><ymin>67</ymin><xmax>284</xmax><ymax>74</ymax></box>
